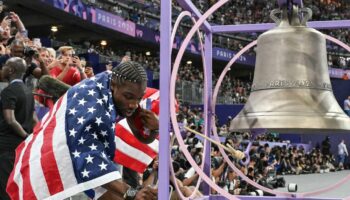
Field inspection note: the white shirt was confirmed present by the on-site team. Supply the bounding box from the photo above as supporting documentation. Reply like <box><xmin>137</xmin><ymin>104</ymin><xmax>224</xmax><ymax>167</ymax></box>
<box><xmin>338</xmin><ymin>142</ymin><xmax>349</xmax><ymax>156</ymax></box>
<box><xmin>344</xmin><ymin>99</ymin><xmax>350</xmax><ymax>110</ymax></box>
<box><xmin>184</xmin><ymin>167</ymin><xmax>196</xmax><ymax>179</ymax></box>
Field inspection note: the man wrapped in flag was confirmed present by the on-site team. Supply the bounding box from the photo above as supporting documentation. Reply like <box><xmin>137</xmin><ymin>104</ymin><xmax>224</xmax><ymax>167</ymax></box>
<box><xmin>7</xmin><ymin>61</ymin><xmax>159</xmax><ymax>200</ymax></box>
<box><xmin>96</xmin><ymin>88</ymin><xmax>160</xmax><ymax>200</ymax></box>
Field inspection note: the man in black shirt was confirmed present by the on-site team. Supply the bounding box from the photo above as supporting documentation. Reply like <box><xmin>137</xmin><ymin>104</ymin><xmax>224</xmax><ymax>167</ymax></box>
<box><xmin>0</xmin><ymin>57</ymin><xmax>36</xmax><ymax>200</ymax></box>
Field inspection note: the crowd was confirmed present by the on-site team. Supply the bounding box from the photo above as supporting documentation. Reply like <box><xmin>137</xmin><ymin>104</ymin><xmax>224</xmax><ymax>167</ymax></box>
<box><xmin>81</xmin><ymin>0</ymin><xmax>350</xmax><ymax>69</ymax></box>
<box><xmin>174</xmin><ymin>105</ymin><xmax>349</xmax><ymax>196</ymax></box>
<box><xmin>0</xmin><ymin>0</ymin><xmax>349</xmax><ymax>199</ymax></box>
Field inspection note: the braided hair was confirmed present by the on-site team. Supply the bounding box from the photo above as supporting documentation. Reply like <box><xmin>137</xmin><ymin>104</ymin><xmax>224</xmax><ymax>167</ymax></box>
<box><xmin>111</xmin><ymin>61</ymin><xmax>148</xmax><ymax>85</ymax></box>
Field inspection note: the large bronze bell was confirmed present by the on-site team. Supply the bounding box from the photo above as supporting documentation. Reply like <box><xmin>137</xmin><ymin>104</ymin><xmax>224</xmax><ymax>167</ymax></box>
<box><xmin>230</xmin><ymin>6</ymin><xmax>350</xmax><ymax>133</ymax></box>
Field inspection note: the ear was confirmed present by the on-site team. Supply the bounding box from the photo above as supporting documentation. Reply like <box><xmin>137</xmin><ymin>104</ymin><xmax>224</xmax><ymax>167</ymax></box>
<box><xmin>8</xmin><ymin>68</ymin><xmax>14</xmax><ymax>74</ymax></box>
<box><xmin>110</xmin><ymin>78</ymin><xmax>117</xmax><ymax>91</ymax></box>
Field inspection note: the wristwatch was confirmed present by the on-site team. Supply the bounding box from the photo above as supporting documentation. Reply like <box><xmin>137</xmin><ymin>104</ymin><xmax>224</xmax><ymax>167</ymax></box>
<box><xmin>123</xmin><ymin>187</ymin><xmax>138</xmax><ymax>200</ymax></box>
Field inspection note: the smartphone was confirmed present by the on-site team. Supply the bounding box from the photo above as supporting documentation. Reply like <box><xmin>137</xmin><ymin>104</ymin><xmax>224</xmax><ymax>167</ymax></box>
<box><xmin>33</xmin><ymin>38</ymin><xmax>42</xmax><ymax>48</ymax></box>
<box><xmin>4</xmin><ymin>12</ymin><xmax>11</xmax><ymax>19</ymax></box>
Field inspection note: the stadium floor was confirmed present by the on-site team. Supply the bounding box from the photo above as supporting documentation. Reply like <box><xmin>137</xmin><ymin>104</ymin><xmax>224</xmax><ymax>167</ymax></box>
<box><xmin>275</xmin><ymin>170</ymin><xmax>350</xmax><ymax>199</ymax></box>
<box><xmin>67</xmin><ymin>170</ymin><xmax>350</xmax><ymax>199</ymax></box>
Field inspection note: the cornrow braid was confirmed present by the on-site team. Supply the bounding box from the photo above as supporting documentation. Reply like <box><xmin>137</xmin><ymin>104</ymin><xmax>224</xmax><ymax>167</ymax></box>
<box><xmin>112</xmin><ymin>61</ymin><xmax>148</xmax><ymax>85</ymax></box>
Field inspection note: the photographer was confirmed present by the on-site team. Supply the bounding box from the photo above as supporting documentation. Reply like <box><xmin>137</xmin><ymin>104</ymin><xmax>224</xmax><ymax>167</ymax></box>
<box><xmin>0</xmin><ymin>40</ymin><xmax>48</xmax><ymax>85</ymax></box>
<box><xmin>23</xmin><ymin>45</ymin><xmax>52</xmax><ymax>90</ymax></box>
<box><xmin>48</xmin><ymin>46</ymin><xmax>86</xmax><ymax>86</ymax></box>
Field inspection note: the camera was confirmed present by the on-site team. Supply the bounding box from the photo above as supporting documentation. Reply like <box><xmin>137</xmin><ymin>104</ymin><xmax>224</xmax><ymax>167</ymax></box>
<box><xmin>24</xmin><ymin>46</ymin><xmax>37</xmax><ymax>58</ymax></box>
<box><xmin>4</xmin><ymin>12</ymin><xmax>12</xmax><ymax>20</ymax></box>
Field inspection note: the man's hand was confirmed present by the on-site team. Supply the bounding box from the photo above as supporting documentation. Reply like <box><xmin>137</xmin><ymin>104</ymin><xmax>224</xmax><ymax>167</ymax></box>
<box><xmin>126</xmin><ymin>108</ymin><xmax>158</xmax><ymax>144</ymax></box>
<box><xmin>152</xmin><ymin>159</ymin><xmax>159</xmax><ymax>170</ymax></box>
<box><xmin>135</xmin><ymin>186</ymin><xmax>158</xmax><ymax>200</ymax></box>
<box><xmin>9</xmin><ymin>12</ymin><xmax>20</xmax><ymax>23</ymax></box>
<box><xmin>139</xmin><ymin>108</ymin><xmax>158</xmax><ymax>131</ymax></box>
<box><xmin>71</xmin><ymin>56</ymin><xmax>82</xmax><ymax>68</ymax></box>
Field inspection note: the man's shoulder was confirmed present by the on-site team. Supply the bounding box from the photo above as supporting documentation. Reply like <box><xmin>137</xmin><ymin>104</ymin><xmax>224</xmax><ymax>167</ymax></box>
<box><xmin>1</xmin><ymin>83</ymin><xmax>15</xmax><ymax>95</ymax></box>
<box><xmin>1</xmin><ymin>82</ymin><xmax>28</xmax><ymax>95</ymax></box>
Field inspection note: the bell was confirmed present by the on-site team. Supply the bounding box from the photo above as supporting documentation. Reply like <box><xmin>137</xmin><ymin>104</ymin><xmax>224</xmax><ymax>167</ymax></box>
<box><xmin>230</xmin><ymin>6</ymin><xmax>350</xmax><ymax>133</ymax></box>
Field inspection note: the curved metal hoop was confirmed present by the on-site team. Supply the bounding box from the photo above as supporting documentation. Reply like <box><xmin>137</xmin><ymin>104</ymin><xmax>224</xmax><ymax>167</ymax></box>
<box><xmin>169</xmin><ymin>10</ymin><xmax>206</xmax><ymax>200</ymax></box>
<box><xmin>170</xmin><ymin>0</ymin><xmax>242</xmax><ymax>199</ymax></box>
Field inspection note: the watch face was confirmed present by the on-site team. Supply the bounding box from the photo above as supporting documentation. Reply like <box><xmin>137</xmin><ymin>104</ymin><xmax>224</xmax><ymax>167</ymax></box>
<box><xmin>126</xmin><ymin>188</ymin><xmax>138</xmax><ymax>198</ymax></box>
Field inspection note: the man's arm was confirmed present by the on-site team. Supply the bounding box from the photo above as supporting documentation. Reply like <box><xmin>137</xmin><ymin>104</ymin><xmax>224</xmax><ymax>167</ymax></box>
<box><xmin>182</xmin><ymin>173</ymin><xmax>199</xmax><ymax>186</ymax></box>
<box><xmin>10</xmin><ymin>12</ymin><xmax>27</xmax><ymax>38</ymax></box>
<box><xmin>55</xmin><ymin>65</ymin><xmax>70</xmax><ymax>81</ymax></box>
<box><xmin>212</xmin><ymin>161</ymin><xmax>226</xmax><ymax>178</ymax></box>
<box><xmin>73</xmin><ymin>56</ymin><xmax>87</xmax><ymax>80</ymax></box>
<box><xmin>102</xmin><ymin>180</ymin><xmax>158</xmax><ymax>200</ymax></box>
<box><xmin>102</xmin><ymin>179</ymin><xmax>129</xmax><ymax>197</ymax></box>
<box><xmin>3</xmin><ymin>109</ymin><xmax>28</xmax><ymax>138</ymax></box>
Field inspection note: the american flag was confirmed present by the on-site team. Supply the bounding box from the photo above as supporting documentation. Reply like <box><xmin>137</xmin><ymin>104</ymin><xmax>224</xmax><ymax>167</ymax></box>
<box><xmin>114</xmin><ymin>88</ymin><xmax>160</xmax><ymax>173</ymax></box>
<box><xmin>7</xmin><ymin>72</ymin><xmax>121</xmax><ymax>200</ymax></box>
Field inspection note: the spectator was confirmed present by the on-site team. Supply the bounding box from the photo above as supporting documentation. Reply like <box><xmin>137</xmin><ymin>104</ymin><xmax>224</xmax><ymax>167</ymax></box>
<box><xmin>321</xmin><ymin>136</ymin><xmax>331</xmax><ymax>157</ymax></box>
<box><xmin>106</xmin><ymin>60</ymin><xmax>113</xmax><ymax>72</ymax></box>
<box><xmin>338</xmin><ymin>139</ymin><xmax>348</xmax><ymax>170</ymax></box>
<box><xmin>0</xmin><ymin>57</ymin><xmax>37</xmax><ymax>200</ymax></box>
<box><xmin>46</xmin><ymin>47</ymin><xmax>56</xmax><ymax>65</ymax></box>
<box><xmin>49</xmin><ymin>46</ymin><xmax>86</xmax><ymax>86</ymax></box>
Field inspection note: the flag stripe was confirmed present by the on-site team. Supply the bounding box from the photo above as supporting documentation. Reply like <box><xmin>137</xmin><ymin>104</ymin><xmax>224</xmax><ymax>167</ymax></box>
<box><xmin>147</xmin><ymin>91</ymin><xmax>159</xmax><ymax>101</ymax></box>
<box><xmin>147</xmin><ymin>140</ymin><xmax>159</xmax><ymax>154</ymax></box>
<box><xmin>45</xmin><ymin>172</ymin><xmax>121</xmax><ymax>200</ymax></box>
<box><xmin>21</xmin><ymin>98</ymin><xmax>60</xmax><ymax>199</ymax></box>
<box><xmin>117</xmin><ymin>119</ymin><xmax>159</xmax><ymax>155</ymax></box>
<box><xmin>115</xmin><ymin>151</ymin><xmax>148</xmax><ymax>173</ymax></box>
<box><xmin>139</xmin><ymin>91</ymin><xmax>159</xmax><ymax>108</ymax></box>
<box><xmin>29</xmin><ymin>130</ymin><xmax>51</xmax><ymax>199</ymax></box>
<box><xmin>41</xmin><ymin>97</ymin><xmax>64</xmax><ymax>195</ymax></box>
<box><xmin>21</xmin><ymin>134</ymin><xmax>41</xmax><ymax>199</ymax></box>
<box><xmin>7</xmin><ymin>135</ymin><xmax>34</xmax><ymax>200</ymax></box>
<box><xmin>52</xmin><ymin>94</ymin><xmax>78</xmax><ymax>190</ymax></box>
<box><xmin>8</xmin><ymin>101</ymin><xmax>57</xmax><ymax>200</ymax></box>
<box><xmin>115</xmin><ymin>131</ymin><xmax>153</xmax><ymax>166</ymax></box>
<box><xmin>116</xmin><ymin>120</ymin><xmax>157</xmax><ymax>159</ymax></box>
